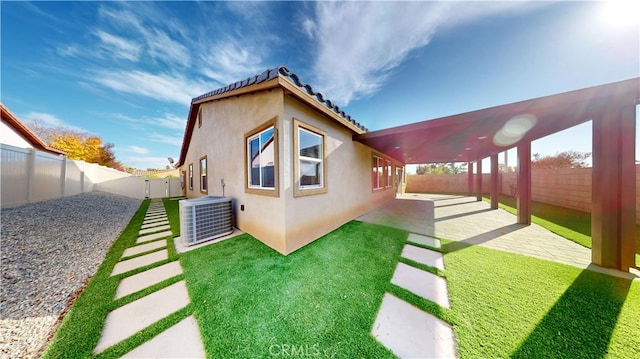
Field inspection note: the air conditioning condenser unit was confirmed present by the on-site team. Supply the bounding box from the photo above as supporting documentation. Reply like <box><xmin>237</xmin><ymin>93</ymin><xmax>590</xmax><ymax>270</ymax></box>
<box><xmin>179</xmin><ymin>196</ymin><xmax>233</xmax><ymax>246</ymax></box>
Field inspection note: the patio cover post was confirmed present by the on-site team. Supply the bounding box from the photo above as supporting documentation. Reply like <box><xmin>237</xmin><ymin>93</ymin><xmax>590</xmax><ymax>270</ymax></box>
<box><xmin>490</xmin><ymin>154</ymin><xmax>499</xmax><ymax>209</ymax></box>
<box><xmin>516</xmin><ymin>142</ymin><xmax>531</xmax><ymax>225</ymax></box>
<box><xmin>476</xmin><ymin>159</ymin><xmax>483</xmax><ymax>201</ymax></box>
<box><xmin>467</xmin><ymin>161</ymin><xmax>474</xmax><ymax>196</ymax></box>
<box><xmin>591</xmin><ymin>103</ymin><xmax>636</xmax><ymax>271</ymax></box>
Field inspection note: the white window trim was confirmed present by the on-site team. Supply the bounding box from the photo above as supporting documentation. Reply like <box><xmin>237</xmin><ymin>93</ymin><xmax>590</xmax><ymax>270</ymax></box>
<box><xmin>298</xmin><ymin>128</ymin><xmax>323</xmax><ymax>190</ymax></box>
<box><xmin>247</xmin><ymin>127</ymin><xmax>275</xmax><ymax>190</ymax></box>
<box><xmin>244</xmin><ymin>118</ymin><xmax>279</xmax><ymax>198</ymax></box>
<box><xmin>386</xmin><ymin>160</ymin><xmax>392</xmax><ymax>188</ymax></box>
<box><xmin>200</xmin><ymin>156</ymin><xmax>207</xmax><ymax>193</ymax></box>
<box><xmin>373</xmin><ymin>155</ymin><xmax>383</xmax><ymax>190</ymax></box>
<box><xmin>293</xmin><ymin>119</ymin><xmax>327</xmax><ymax>197</ymax></box>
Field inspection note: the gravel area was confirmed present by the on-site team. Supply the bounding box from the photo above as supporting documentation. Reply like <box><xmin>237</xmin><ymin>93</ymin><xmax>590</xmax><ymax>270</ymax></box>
<box><xmin>0</xmin><ymin>192</ymin><xmax>141</xmax><ymax>358</ymax></box>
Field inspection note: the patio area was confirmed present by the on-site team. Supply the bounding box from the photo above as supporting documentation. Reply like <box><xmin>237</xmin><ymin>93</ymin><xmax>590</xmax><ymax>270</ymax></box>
<box><xmin>358</xmin><ymin>193</ymin><xmax>639</xmax><ymax>281</ymax></box>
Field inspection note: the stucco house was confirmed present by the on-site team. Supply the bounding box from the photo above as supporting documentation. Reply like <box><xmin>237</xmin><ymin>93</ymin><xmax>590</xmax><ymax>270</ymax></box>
<box><xmin>177</xmin><ymin>67</ymin><xmax>404</xmax><ymax>254</ymax></box>
<box><xmin>1</xmin><ymin>103</ymin><xmax>65</xmax><ymax>155</ymax></box>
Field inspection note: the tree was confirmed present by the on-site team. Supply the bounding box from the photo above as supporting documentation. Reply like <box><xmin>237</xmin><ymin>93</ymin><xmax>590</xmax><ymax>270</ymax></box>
<box><xmin>415</xmin><ymin>162</ymin><xmax>467</xmax><ymax>175</ymax></box>
<box><xmin>531</xmin><ymin>150</ymin><xmax>591</xmax><ymax>169</ymax></box>
<box><xmin>27</xmin><ymin>120</ymin><xmax>122</xmax><ymax>170</ymax></box>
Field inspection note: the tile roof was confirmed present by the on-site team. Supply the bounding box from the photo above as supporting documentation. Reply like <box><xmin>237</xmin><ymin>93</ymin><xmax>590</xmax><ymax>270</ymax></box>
<box><xmin>192</xmin><ymin>66</ymin><xmax>368</xmax><ymax>132</ymax></box>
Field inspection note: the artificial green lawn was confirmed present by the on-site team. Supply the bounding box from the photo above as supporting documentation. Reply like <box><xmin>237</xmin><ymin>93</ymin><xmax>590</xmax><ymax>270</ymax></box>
<box><xmin>43</xmin><ymin>197</ymin><xmax>640</xmax><ymax>358</ymax></box>
<box><xmin>42</xmin><ymin>199</ymin><xmax>188</xmax><ymax>359</ymax></box>
<box><xmin>486</xmin><ymin>195</ymin><xmax>640</xmax><ymax>265</ymax></box>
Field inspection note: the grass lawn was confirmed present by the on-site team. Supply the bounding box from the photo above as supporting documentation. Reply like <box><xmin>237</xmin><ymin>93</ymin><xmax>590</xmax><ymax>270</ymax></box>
<box><xmin>485</xmin><ymin>195</ymin><xmax>640</xmax><ymax>265</ymax></box>
<box><xmin>43</xmin><ymin>198</ymin><xmax>640</xmax><ymax>358</ymax></box>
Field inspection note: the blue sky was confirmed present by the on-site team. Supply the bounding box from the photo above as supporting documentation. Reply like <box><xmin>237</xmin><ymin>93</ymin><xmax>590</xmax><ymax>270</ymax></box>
<box><xmin>2</xmin><ymin>1</ymin><xmax>638</xmax><ymax>170</ymax></box>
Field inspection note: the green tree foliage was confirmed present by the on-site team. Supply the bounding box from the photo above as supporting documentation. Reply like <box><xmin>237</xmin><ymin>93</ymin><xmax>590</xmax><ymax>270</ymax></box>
<box><xmin>28</xmin><ymin>120</ymin><xmax>123</xmax><ymax>170</ymax></box>
<box><xmin>532</xmin><ymin>150</ymin><xmax>591</xmax><ymax>169</ymax></box>
<box><xmin>415</xmin><ymin>162</ymin><xmax>467</xmax><ymax>175</ymax></box>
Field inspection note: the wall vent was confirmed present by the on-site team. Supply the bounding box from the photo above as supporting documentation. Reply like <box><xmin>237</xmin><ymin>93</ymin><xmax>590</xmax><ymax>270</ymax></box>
<box><xmin>179</xmin><ymin>196</ymin><xmax>233</xmax><ymax>246</ymax></box>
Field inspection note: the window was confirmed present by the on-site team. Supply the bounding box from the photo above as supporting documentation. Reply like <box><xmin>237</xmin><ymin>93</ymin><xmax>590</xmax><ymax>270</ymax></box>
<box><xmin>197</xmin><ymin>108</ymin><xmax>202</xmax><ymax>128</ymax></box>
<box><xmin>245</xmin><ymin>119</ymin><xmax>279</xmax><ymax>197</ymax></box>
<box><xmin>188</xmin><ymin>163</ymin><xmax>193</xmax><ymax>190</ymax></box>
<box><xmin>200</xmin><ymin>156</ymin><xmax>207</xmax><ymax>193</ymax></box>
<box><xmin>293</xmin><ymin>120</ymin><xmax>327</xmax><ymax>197</ymax></box>
<box><xmin>386</xmin><ymin>160</ymin><xmax>392</xmax><ymax>188</ymax></box>
<box><xmin>372</xmin><ymin>155</ymin><xmax>383</xmax><ymax>190</ymax></box>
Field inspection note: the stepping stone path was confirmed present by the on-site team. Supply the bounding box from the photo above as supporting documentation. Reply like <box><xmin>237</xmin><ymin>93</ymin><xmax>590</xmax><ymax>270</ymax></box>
<box><xmin>371</xmin><ymin>234</ymin><xmax>457</xmax><ymax>358</ymax></box>
<box><xmin>94</xmin><ymin>200</ymin><xmax>206</xmax><ymax>357</ymax></box>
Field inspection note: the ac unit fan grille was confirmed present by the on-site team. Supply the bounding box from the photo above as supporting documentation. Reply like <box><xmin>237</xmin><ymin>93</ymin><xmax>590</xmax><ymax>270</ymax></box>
<box><xmin>194</xmin><ymin>201</ymin><xmax>232</xmax><ymax>242</ymax></box>
<box><xmin>179</xmin><ymin>196</ymin><xmax>233</xmax><ymax>246</ymax></box>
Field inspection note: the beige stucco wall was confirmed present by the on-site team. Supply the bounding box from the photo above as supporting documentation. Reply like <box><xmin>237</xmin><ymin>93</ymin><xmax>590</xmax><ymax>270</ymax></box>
<box><xmin>281</xmin><ymin>95</ymin><xmax>398</xmax><ymax>253</ymax></box>
<box><xmin>182</xmin><ymin>89</ymin><xmax>400</xmax><ymax>254</ymax></box>
<box><xmin>182</xmin><ymin>89</ymin><xmax>288</xmax><ymax>253</ymax></box>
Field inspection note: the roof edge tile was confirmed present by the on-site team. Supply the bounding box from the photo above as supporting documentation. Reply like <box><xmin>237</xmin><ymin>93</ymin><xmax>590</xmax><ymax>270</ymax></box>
<box><xmin>191</xmin><ymin>66</ymin><xmax>367</xmax><ymax>132</ymax></box>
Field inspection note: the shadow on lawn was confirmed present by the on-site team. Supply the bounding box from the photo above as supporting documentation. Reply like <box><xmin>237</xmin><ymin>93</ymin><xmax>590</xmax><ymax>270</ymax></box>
<box><xmin>511</xmin><ymin>269</ymin><xmax>632</xmax><ymax>358</ymax></box>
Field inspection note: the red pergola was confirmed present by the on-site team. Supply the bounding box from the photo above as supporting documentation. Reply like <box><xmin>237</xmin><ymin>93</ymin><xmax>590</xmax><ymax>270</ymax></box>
<box><xmin>355</xmin><ymin>78</ymin><xmax>639</xmax><ymax>271</ymax></box>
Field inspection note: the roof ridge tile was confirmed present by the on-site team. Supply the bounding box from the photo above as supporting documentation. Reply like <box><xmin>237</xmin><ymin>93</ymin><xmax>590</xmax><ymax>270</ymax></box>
<box><xmin>192</xmin><ymin>66</ymin><xmax>367</xmax><ymax>131</ymax></box>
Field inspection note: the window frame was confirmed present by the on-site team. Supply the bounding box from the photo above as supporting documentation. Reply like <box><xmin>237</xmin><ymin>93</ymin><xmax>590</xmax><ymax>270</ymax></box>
<box><xmin>372</xmin><ymin>155</ymin><xmax>383</xmax><ymax>191</ymax></box>
<box><xmin>386</xmin><ymin>160</ymin><xmax>393</xmax><ymax>188</ymax></box>
<box><xmin>244</xmin><ymin>118</ymin><xmax>279</xmax><ymax>197</ymax></box>
<box><xmin>199</xmin><ymin>155</ymin><xmax>208</xmax><ymax>193</ymax></box>
<box><xmin>293</xmin><ymin>119</ymin><xmax>327</xmax><ymax>197</ymax></box>
<box><xmin>188</xmin><ymin>163</ymin><xmax>193</xmax><ymax>190</ymax></box>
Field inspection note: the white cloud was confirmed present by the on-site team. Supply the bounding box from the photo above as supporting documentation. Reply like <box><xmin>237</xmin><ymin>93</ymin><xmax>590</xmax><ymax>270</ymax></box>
<box><xmin>310</xmin><ymin>1</ymin><xmax>535</xmax><ymax>106</ymax></box>
<box><xmin>57</xmin><ymin>45</ymin><xmax>81</xmax><ymax>57</ymax></box>
<box><xmin>301</xmin><ymin>18</ymin><xmax>315</xmax><ymax>39</ymax></box>
<box><xmin>93</xmin><ymin>70</ymin><xmax>210</xmax><ymax>104</ymax></box>
<box><xmin>97</xmin><ymin>4</ymin><xmax>146</xmax><ymax>32</ymax></box>
<box><xmin>199</xmin><ymin>41</ymin><xmax>264</xmax><ymax>85</ymax></box>
<box><xmin>23</xmin><ymin>112</ymin><xmax>67</xmax><ymax>127</ymax></box>
<box><xmin>146</xmin><ymin>28</ymin><xmax>190</xmax><ymax>67</ymax></box>
<box><xmin>127</xmin><ymin>145</ymin><xmax>149</xmax><ymax>154</ymax></box>
<box><xmin>95</xmin><ymin>30</ymin><xmax>141</xmax><ymax>61</ymax></box>
<box><xmin>154</xmin><ymin>114</ymin><xmax>186</xmax><ymax>130</ymax></box>
<box><xmin>97</xmin><ymin>4</ymin><xmax>190</xmax><ymax>68</ymax></box>
<box><xmin>150</xmin><ymin>133</ymin><xmax>182</xmax><ymax>147</ymax></box>
<box><xmin>121</xmin><ymin>156</ymin><xmax>175</xmax><ymax>170</ymax></box>
<box><xmin>22</xmin><ymin>112</ymin><xmax>87</xmax><ymax>132</ymax></box>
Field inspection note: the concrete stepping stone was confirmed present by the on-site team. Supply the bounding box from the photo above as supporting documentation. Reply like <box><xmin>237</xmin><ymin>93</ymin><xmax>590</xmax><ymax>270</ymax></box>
<box><xmin>407</xmin><ymin>233</ymin><xmax>441</xmax><ymax>249</ymax></box>
<box><xmin>391</xmin><ymin>262</ymin><xmax>450</xmax><ymax>308</ymax></box>
<box><xmin>144</xmin><ymin>214</ymin><xmax>168</xmax><ymax>221</ymax></box>
<box><xmin>140</xmin><ymin>220</ymin><xmax>170</xmax><ymax>230</ymax></box>
<box><xmin>137</xmin><ymin>231</ymin><xmax>173</xmax><ymax>244</ymax></box>
<box><xmin>402</xmin><ymin>244</ymin><xmax>445</xmax><ymax>270</ymax></box>
<box><xmin>122</xmin><ymin>315</ymin><xmax>205</xmax><ymax>358</ymax></box>
<box><xmin>143</xmin><ymin>217</ymin><xmax>169</xmax><ymax>225</ymax></box>
<box><xmin>122</xmin><ymin>240</ymin><xmax>166</xmax><ymax>258</ymax></box>
<box><xmin>94</xmin><ymin>281</ymin><xmax>191</xmax><ymax>354</ymax></box>
<box><xmin>139</xmin><ymin>225</ymin><xmax>171</xmax><ymax>235</ymax></box>
<box><xmin>111</xmin><ymin>250</ymin><xmax>168</xmax><ymax>276</ymax></box>
<box><xmin>371</xmin><ymin>293</ymin><xmax>456</xmax><ymax>358</ymax></box>
<box><xmin>145</xmin><ymin>211</ymin><xmax>166</xmax><ymax>217</ymax></box>
<box><xmin>115</xmin><ymin>261</ymin><xmax>182</xmax><ymax>299</ymax></box>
